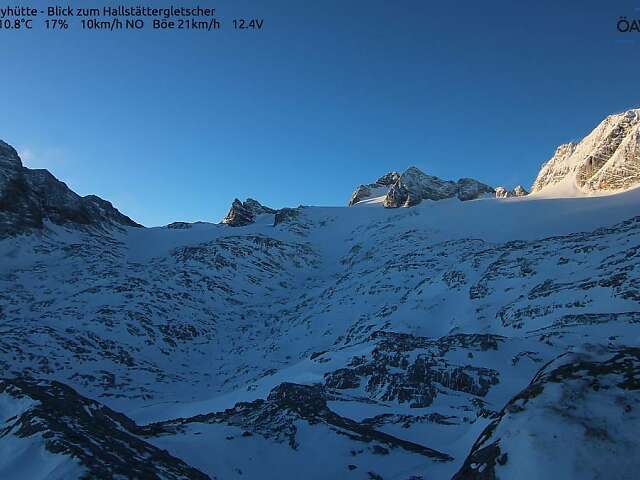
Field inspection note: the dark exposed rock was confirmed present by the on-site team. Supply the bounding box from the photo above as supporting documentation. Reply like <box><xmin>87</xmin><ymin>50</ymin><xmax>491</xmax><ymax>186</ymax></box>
<box><xmin>267</xmin><ymin>382</ymin><xmax>329</xmax><ymax>416</ymax></box>
<box><xmin>222</xmin><ymin>199</ymin><xmax>253</xmax><ymax>226</ymax></box>
<box><xmin>274</xmin><ymin>207</ymin><xmax>300</xmax><ymax>226</ymax></box>
<box><xmin>222</xmin><ymin>197</ymin><xmax>276</xmax><ymax>227</ymax></box>
<box><xmin>151</xmin><ymin>382</ymin><xmax>453</xmax><ymax>462</ymax></box>
<box><xmin>244</xmin><ymin>198</ymin><xmax>277</xmax><ymax>215</ymax></box>
<box><xmin>349</xmin><ymin>167</ymin><xmax>495</xmax><ymax>207</ymax></box>
<box><xmin>0</xmin><ymin>377</ymin><xmax>212</xmax><ymax>480</ymax></box>
<box><xmin>0</xmin><ymin>140</ymin><xmax>22</xmax><ymax>193</ymax></box>
<box><xmin>348</xmin><ymin>171</ymin><xmax>400</xmax><ymax>206</ymax></box>
<box><xmin>0</xmin><ymin>139</ymin><xmax>140</xmax><ymax>236</ymax></box>
<box><xmin>456</xmin><ymin>178</ymin><xmax>495</xmax><ymax>201</ymax></box>
<box><xmin>349</xmin><ymin>185</ymin><xmax>373</xmax><ymax>206</ymax></box>
<box><xmin>361</xmin><ymin>412</ymin><xmax>459</xmax><ymax>429</ymax></box>
<box><xmin>384</xmin><ymin>167</ymin><xmax>457</xmax><ymax>207</ymax></box>
<box><xmin>166</xmin><ymin>221</ymin><xmax>193</xmax><ymax>229</ymax></box>
<box><xmin>383</xmin><ymin>167</ymin><xmax>493</xmax><ymax>208</ymax></box>
<box><xmin>375</xmin><ymin>171</ymin><xmax>401</xmax><ymax>186</ymax></box>
<box><xmin>324</xmin><ymin>332</ymin><xmax>501</xmax><ymax>408</ymax></box>
<box><xmin>324</xmin><ymin>368</ymin><xmax>361</xmax><ymax>389</ymax></box>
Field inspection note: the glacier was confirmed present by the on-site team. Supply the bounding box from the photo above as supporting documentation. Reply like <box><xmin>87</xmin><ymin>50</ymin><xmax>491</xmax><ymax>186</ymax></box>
<box><xmin>1</xmin><ymin>110</ymin><xmax>640</xmax><ymax>479</ymax></box>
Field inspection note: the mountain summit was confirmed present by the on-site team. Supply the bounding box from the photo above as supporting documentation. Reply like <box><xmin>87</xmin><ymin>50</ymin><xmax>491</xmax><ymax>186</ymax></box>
<box><xmin>222</xmin><ymin>198</ymin><xmax>277</xmax><ymax>226</ymax></box>
<box><xmin>349</xmin><ymin>166</ymin><xmax>494</xmax><ymax>207</ymax></box>
<box><xmin>532</xmin><ymin>108</ymin><xmax>640</xmax><ymax>195</ymax></box>
<box><xmin>0</xmin><ymin>140</ymin><xmax>140</xmax><ymax>236</ymax></box>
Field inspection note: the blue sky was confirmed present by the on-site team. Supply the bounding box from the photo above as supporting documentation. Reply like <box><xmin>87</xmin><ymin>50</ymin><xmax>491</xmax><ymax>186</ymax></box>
<box><xmin>1</xmin><ymin>0</ymin><xmax>639</xmax><ymax>226</ymax></box>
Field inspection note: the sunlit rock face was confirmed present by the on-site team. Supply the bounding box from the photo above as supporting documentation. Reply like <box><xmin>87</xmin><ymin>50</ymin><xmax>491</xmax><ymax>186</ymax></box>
<box><xmin>512</xmin><ymin>185</ymin><xmax>528</xmax><ymax>197</ymax></box>
<box><xmin>495</xmin><ymin>185</ymin><xmax>529</xmax><ymax>198</ymax></box>
<box><xmin>532</xmin><ymin>109</ymin><xmax>640</xmax><ymax>194</ymax></box>
<box><xmin>349</xmin><ymin>167</ymin><xmax>493</xmax><ymax>208</ymax></box>
<box><xmin>383</xmin><ymin>168</ymin><xmax>493</xmax><ymax>207</ymax></box>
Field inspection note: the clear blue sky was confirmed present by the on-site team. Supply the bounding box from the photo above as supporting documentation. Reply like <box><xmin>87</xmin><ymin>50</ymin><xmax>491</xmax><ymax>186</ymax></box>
<box><xmin>1</xmin><ymin>0</ymin><xmax>638</xmax><ymax>226</ymax></box>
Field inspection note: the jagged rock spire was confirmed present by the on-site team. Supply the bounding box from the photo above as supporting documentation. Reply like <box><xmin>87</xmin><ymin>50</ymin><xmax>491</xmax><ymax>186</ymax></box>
<box><xmin>222</xmin><ymin>198</ymin><xmax>276</xmax><ymax>227</ymax></box>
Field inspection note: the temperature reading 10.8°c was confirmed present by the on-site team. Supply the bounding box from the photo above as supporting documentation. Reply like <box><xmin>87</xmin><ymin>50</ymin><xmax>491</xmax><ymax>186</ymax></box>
<box><xmin>0</xmin><ymin>18</ymin><xmax>32</xmax><ymax>29</ymax></box>
<box><xmin>233</xmin><ymin>19</ymin><xmax>263</xmax><ymax>30</ymax></box>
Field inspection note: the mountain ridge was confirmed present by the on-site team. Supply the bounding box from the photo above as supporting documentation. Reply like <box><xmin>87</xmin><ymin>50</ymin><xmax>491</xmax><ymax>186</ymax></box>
<box><xmin>0</xmin><ymin>140</ymin><xmax>140</xmax><ymax>236</ymax></box>
<box><xmin>531</xmin><ymin>108</ymin><xmax>640</xmax><ymax>196</ymax></box>
<box><xmin>2</xmin><ymin>108</ymin><xmax>640</xmax><ymax>232</ymax></box>
<box><xmin>1</xmin><ymin>108</ymin><xmax>640</xmax><ymax>478</ymax></box>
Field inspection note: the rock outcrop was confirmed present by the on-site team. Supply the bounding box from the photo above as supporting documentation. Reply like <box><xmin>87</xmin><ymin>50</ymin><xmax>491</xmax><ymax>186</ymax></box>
<box><xmin>0</xmin><ymin>377</ymin><xmax>211</xmax><ymax>479</ymax></box>
<box><xmin>512</xmin><ymin>184</ymin><xmax>528</xmax><ymax>197</ymax></box>
<box><xmin>153</xmin><ymin>381</ymin><xmax>453</xmax><ymax>462</ymax></box>
<box><xmin>531</xmin><ymin>109</ymin><xmax>640</xmax><ymax>194</ymax></box>
<box><xmin>0</xmin><ymin>139</ymin><xmax>140</xmax><ymax>236</ymax></box>
<box><xmin>457</xmin><ymin>177</ymin><xmax>496</xmax><ymax>201</ymax></box>
<box><xmin>495</xmin><ymin>185</ymin><xmax>529</xmax><ymax>198</ymax></box>
<box><xmin>348</xmin><ymin>171</ymin><xmax>400</xmax><ymax>206</ymax></box>
<box><xmin>273</xmin><ymin>207</ymin><xmax>300</xmax><ymax>226</ymax></box>
<box><xmin>349</xmin><ymin>167</ymin><xmax>493</xmax><ymax>208</ymax></box>
<box><xmin>222</xmin><ymin>197</ymin><xmax>276</xmax><ymax>227</ymax></box>
<box><xmin>382</xmin><ymin>167</ymin><xmax>493</xmax><ymax>208</ymax></box>
<box><xmin>495</xmin><ymin>186</ymin><xmax>509</xmax><ymax>198</ymax></box>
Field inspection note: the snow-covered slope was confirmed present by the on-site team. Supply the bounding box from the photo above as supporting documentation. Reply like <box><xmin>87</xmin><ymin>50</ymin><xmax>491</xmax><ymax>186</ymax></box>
<box><xmin>453</xmin><ymin>347</ymin><xmax>640</xmax><ymax>480</ymax></box>
<box><xmin>0</xmin><ymin>378</ymin><xmax>209</xmax><ymax>479</ymax></box>
<box><xmin>1</xmin><ymin>132</ymin><xmax>640</xmax><ymax>479</ymax></box>
<box><xmin>532</xmin><ymin>109</ymin><xmax>640</xmax><ymax>197</ymax></box>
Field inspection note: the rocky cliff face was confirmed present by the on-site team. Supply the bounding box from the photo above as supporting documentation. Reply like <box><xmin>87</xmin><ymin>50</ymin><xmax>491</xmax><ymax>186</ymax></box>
<box><xmin>0</xmin><ymin>378</ymin><xmax>211</xmax><ymax>479</ymax></box>
<box><xmin>0</xmin><ymin>140</ymin><xmax>140</xmax><ymax>236</ymax></box>
<box><xmin>383</xmin><ymin>167</ymin><xmax>493</xmax><ymax>207</ymax></box>
<box><xmin>349</xmin><ymin>167</ymin><xmax>493</xmax><ymax>208</ymax></box>
<box><xmin>532</xmin><ymin>109</ymin><xmax>640</xmax><ymax>194</ymax></box>
<box><xmin>348</xmin><ymin>171</ymin><xmax>400</xmax><ymax>206</ymax></box>
<box><xmin>222</xmin><ymin>198</ymin><xmax>277</xmax><ymax>226</ymax></box>
<box><xmin>456</xmin><ymin>177</ymin><xmax>496</xmax><ymax>202</ymax></box>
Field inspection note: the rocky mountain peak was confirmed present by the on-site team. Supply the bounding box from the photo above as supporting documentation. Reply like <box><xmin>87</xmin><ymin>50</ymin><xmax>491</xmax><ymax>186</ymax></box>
<box><xmin>222</xmin><ymin>197</ymin><xmax>276</xmax><ymax>227</ymax></box>
<box><xmin>513</xmin><ymin>185</ymin><xmax>528</xmax><ymax>196</ymax></box>
<box><xmin>0</xmin><ymin>138</ymin><xmax>140</xmax><ymax>236</ymax></box>
<box><xmin>348</xmin><ymin>170</ymin><xmax>401</xmax><ymax>206</ymax></box>
<box><xmin>383</xmin><ymin>167</ymin><xmax>456</xmax><ymax>207</ymax></box>
<box><xmin>0</xmin><ymin>140</ymin><xmax>23</xmax><ymax>194</ymax></box>
<box><xmin>531</xmin><ymin>108</ymin><xmax>640</xmax><ymax>194</ymax></box>
<box><xmin>350</xmin><ymin>166</ymin><xmax>493</xmax><ymax>208</ymax></box>
<box><xmin>0</xmin><ymin>139</ymin><xmax>21</xmax><ymax>168</ymax></box>
<box><xmin>375</xmin><ymin>171</ymin><xmax>401</xmax><ymax>186</ymax></box>
<box><xmin>495</xmin><ymin>184</ymin><xmax>529</xmax><ymax>198</ymax></box>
